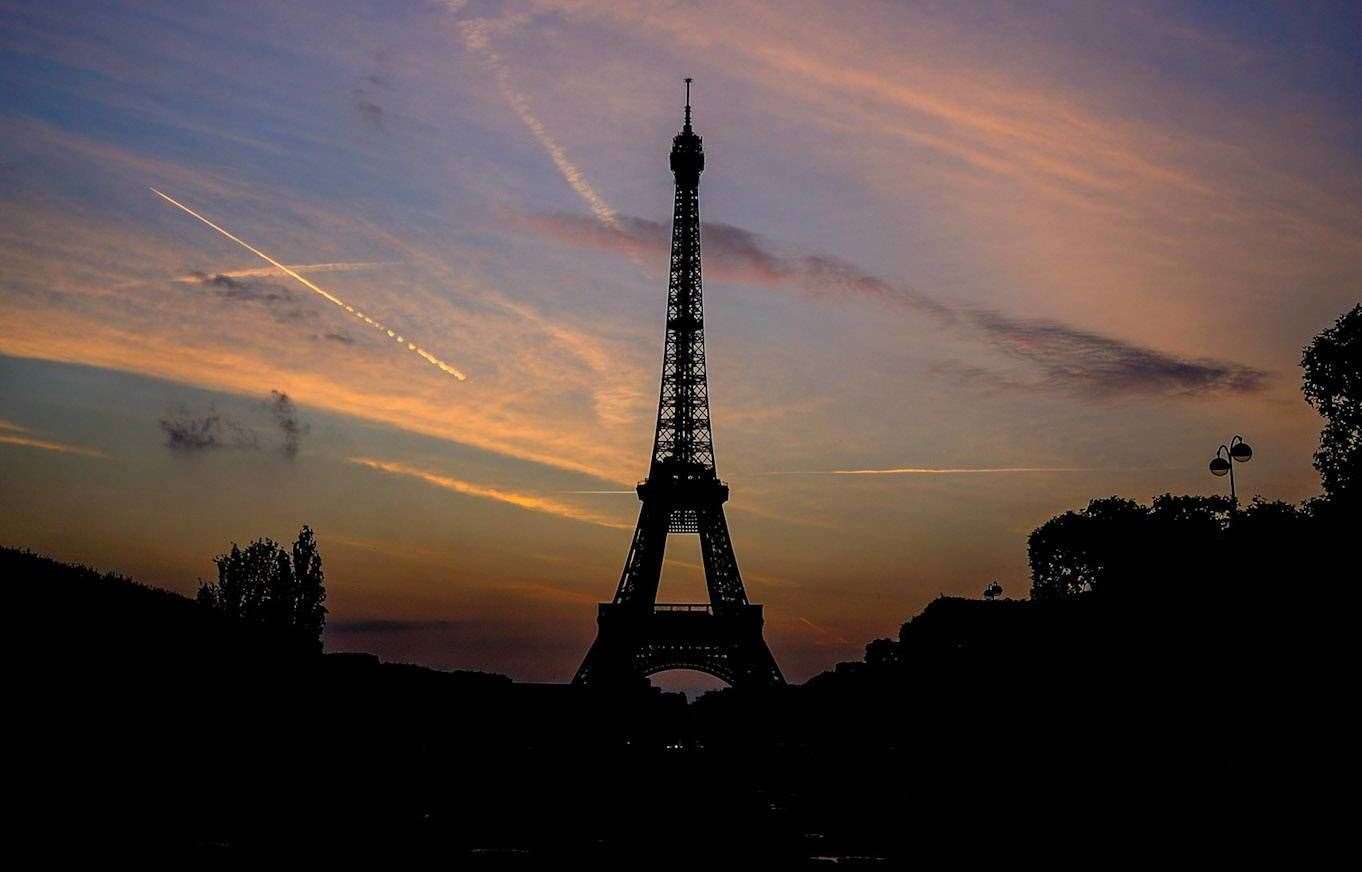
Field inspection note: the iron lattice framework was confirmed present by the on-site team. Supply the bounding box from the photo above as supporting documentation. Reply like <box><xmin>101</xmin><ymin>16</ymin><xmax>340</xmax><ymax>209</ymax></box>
<box><xmin>574</xmin><ymin>82</ymin><xmax>784</xmax><ymax>689</ymax></box>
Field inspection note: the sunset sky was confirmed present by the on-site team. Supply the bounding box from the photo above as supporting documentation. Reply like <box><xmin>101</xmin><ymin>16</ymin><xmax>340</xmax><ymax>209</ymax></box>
<box><xmin>2</xmin><ymin>0</ymin><xmax>1359</xmax><ymax>687</ymax></box>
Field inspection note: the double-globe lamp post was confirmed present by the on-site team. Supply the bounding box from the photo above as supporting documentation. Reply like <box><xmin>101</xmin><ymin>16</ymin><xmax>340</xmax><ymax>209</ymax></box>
<box><xmin>1209</xmin><ymin>434</ymin><xmax>1253</xmax><ymax>508</ymax></box>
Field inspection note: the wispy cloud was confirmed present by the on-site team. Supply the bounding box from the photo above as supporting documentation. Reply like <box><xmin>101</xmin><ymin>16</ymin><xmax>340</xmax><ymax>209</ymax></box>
<box><xmin>524</xmin><ymin>210</ymin><xmax>1266</xmax><ymax>397</ymax></box>
<box><xmin>181</xmin><ymin>270</ymin><xmax>266</xmax><ymax>294</ymax></box>
<box><xmin>762</xmin><ymin>467</ymin><xmax>1105</xmax><ymax>476</ymax></box>
<box><xmin>457</xmin><ymin>11</ymin><xmax>621</xmax><ymax>229</ymax></box>
<box><xmin>330</xmin><ymin>618</ymin><xmax>470</xmax><ymax>634</ymax></box>
<box><xmin>349</xmin><ymin>457</ymin><xmax>632</xmax><ymax>529</ymax></box>
<box><xmin>797</xmin><ymin>615</ymin><xmax>850</xmax><ymax>647</ymax></box>
<box><xmin>175</xmin><ymin>262</ymin><xmax>393</xmax><ymax>282</ymax></box>
<box><xmin>0</xmin><ymin>432</ymin><xmax>105</xmax><ymax>458</ymax></box>
<box><xmin>525</xmin><ymin>212</ymin><xmax>953</xmax><ymax>316</ymax></box>
<box><xmin>159</xmin><ymin>404</ymin><xmax>260</xmax><ymax>453</ymax></box>
<box><xmin>353</xmin><ymin>93</ymin><xmax>386</xmax><ymax>132</ymax></box>
<box><xmin>968</xmin><ymin>311</ymin><xmax>1267</xmax><ymax>397</ymax></box>
<box><xmin>158</xmin><ymin>391</ymin><xmax>309</xmax><ymax>458</ymax></box>
<box><xmin>501</xmin><ymin>581</ymin><xmax>599</xmax><ymax>605</ymax></box>
<box><xmin>177</xmin><ymin>269</ymin><xmax>314</xmax><ymax>322</ymax></box>
<box><xmin>269</xmin><ymin>390</ymin><xmax>308</xmax><ymax>458</ymax></box>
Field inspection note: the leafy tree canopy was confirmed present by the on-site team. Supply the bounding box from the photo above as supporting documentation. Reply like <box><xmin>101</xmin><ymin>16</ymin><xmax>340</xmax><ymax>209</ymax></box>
<box><xmin>198</xmin><ymin>525</ymin><xmax>326</xmax><ymax>652</ymax></box>
<box><xmin>1302</xmin><ymin>303</ymin><xmax>1362</xmax><ymax>503</ymax></box>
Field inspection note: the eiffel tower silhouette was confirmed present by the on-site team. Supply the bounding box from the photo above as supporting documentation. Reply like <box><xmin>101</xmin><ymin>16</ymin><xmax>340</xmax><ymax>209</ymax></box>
<box><xmin>574</xmin><ymin>81</ymin><xmax>784</xmax><ymax>689</ymax></box>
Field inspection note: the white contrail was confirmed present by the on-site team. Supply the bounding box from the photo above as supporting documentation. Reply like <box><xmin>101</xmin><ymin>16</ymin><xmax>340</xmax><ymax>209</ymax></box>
<box><xmin>755</xmin><ymin>467</ymin><xmax>1104</xmax><ymax>476</ymax></box>
<box><xmin>350</xmin><ymin>457</ymin><xmax>632</xmax><ymax>529</ymax></box>
<box><xmin>829</xmin><ymin>467</ymin><xmax>1101</xmax><ymax>475</ymax></box>
<box><xmin>498</xmin><ymin>76</ymin><xmax>620</xmax><ymax>228</ymax></box>
<box><xmin>0</xmin><ymin>432</ymin><xmax>106</xmax><ymax>458</ymax></box>
<box><xmin>150</xmin><ymin>188</ymin><xmax>466</xmax><ymax>380</ymax></box>
<box><xmin>458</xmin><ymin>17</ymin><xmax>620</xmax><ymax>230</ymax></box>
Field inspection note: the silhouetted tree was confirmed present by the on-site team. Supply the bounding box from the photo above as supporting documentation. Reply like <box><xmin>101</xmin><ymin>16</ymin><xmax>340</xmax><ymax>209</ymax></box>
<box><xmin>1028</xmin><ymin>495</ymin><xmax>1236</xmax><ymax>601</ymax></box>
<box><xmin>292</xmin><ymin>525</ymin><xmax>327</xmax><ymax>652</ymax></box>
<box><xmin>1028</xmin><ymin>497</ymin><xmax>1143</xmax><ymax>600</ymax></box>
<box><xmin>1302</xmin><ymin>303</ymin><xmax>1362</xmax><ymax>504</ymax></box>
<box><xmin>865</xmin><ymin>637</ymin><xmax>900</xmax><ymax>668</ymax></box>
<box><xmin>197</xmin><ymin>527</ymin><xmax>326</xmax><ymax>651</ymax></box>
<box><xmin>264</xmin><ymin>544</ymin><xmax>296</xmax><ymax>630</ymax></box>
<box><xmin>198</xmin><ymin>539</ymin><xmax>276</xmax><ymax>621</ymax></box>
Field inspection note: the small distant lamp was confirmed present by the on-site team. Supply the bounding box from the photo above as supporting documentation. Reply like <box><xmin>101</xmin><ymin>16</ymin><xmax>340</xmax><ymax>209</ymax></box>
<box><xmin>1209</xmin><ymin>435</ymin><xmax>1253</xmax><ymax>507</ymax></box>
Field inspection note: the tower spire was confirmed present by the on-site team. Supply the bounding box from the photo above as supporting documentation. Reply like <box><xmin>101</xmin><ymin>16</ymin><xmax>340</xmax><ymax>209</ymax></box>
<box><xmin>684</xmin><ymin>76</ymin><xmax>692</xmax><ymax>131</ymax></box>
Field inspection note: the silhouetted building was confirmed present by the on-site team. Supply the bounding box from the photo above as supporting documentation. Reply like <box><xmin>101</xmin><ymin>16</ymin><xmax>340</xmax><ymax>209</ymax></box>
<box><xmin>574</xmin><ymin>81</ymin><xmax>783</xmax><ymax>688</ymax></box>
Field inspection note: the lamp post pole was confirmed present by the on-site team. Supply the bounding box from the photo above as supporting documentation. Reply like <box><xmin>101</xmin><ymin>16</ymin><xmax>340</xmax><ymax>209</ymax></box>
<box><xmin>1209</xmin><ymin>434</ymin><xmax>1253</xmax><ymax>509</ymax></box>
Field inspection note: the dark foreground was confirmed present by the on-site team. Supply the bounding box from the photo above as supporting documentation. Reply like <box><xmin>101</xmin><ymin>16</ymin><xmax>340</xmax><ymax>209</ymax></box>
<box><xmin>8</xmin><ymin>545</ymin><xmax>1339</xmax><ymax>863</ymax></box>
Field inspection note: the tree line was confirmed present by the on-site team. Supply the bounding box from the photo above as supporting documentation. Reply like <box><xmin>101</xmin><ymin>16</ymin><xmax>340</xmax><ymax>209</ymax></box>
<box><xmin>849</xmin><ymin>302</ymin><xmax>1360</xmax><ymax>667</ymax></box>
<box><xmin>1028</xmin><ymin>302</ymin><xmax>1359</xmax><ymax>603</ymax></box>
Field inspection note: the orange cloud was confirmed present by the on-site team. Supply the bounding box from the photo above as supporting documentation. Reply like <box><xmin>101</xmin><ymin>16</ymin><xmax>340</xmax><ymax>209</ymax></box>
<box><xmin>349</xmin><ymin>456</ymin><xmax>633</xmax><ymax>529</ymax></box>
<box><xmin>773</xmin><ymin>467</ymin><xmax>1103</xmax><ymax>476</ymax></box>
<box><xmin>0</xmin><ymin>432</ymin><xmax>105</xmax><ymax>458</ymax></box>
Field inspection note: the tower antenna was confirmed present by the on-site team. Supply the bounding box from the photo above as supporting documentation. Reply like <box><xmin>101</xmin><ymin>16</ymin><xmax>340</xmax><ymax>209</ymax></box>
<box><xmin>684</xmin><ymin>77</ymin><xmax>692</xmax><ymax>129</ymax></box>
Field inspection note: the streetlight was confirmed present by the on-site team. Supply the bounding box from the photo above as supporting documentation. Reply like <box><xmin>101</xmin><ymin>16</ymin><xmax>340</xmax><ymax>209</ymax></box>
<box><xmin>1209</xmin><ymin>434</ymin><xmax>1253</xmax><ymax>507</ymax></box>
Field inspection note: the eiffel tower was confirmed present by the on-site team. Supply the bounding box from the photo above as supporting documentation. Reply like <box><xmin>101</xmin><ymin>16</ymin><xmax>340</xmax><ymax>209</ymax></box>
<box><xmin>574</xmin><ymin>81</ymin><xmax>784</xmax><ymax>689</ymax></box>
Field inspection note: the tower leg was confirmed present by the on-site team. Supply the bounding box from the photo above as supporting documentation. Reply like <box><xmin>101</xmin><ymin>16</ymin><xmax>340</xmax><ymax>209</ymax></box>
<box><xmin>612</xmin><ymin>502</ymin><xmax>670</xmax><ymax>606</ymax></box>
<box><xmin>697</xmin><ymin>505</ymin><xmax>747</xmax><ymax>607</ymax></box>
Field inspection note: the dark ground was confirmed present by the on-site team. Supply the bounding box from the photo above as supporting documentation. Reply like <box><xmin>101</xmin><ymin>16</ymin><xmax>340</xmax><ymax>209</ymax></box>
<box><xmin>6</xmin><ymin>545</ymin><xmax>1339</xmax><ymax>864</ymax></box>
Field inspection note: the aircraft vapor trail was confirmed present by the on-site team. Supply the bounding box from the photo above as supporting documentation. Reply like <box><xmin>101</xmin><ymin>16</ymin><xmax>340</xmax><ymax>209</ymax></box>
<box><xmin>829</xmin><ymin>467</ymin><xmax>1100</xmax><ymax>475</ymax></box>
<box><xmin>755</xmin><ymin>467</ymin><xmax>1104</xmax><ymax>476</ymax></box>
<box><xmin>499</xmin><ymin>75</ymin><xmax>619</xmax><ymax>229</ymax></box>
<box><xmin>149</xmin><ymin>188</ymin><xmax>467</xmax><ymax>381</ymax></box>
<box><xmin>457</xmin><ymin>17</ymin><xmax>620</xmax><ymax>231</ymax></box>
<box><xmin>350</xmin><ymin>457</ymin><xmax>632</xmax><ymax>529</ymax></box>
<box><xmin>0</xmin><ymin>433</ymin><xmax>106</xmax><ymax>458</ymax></box>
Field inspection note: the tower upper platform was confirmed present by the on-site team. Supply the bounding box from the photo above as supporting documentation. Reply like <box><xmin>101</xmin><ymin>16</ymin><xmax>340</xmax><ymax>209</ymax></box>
<box><xmin>670</xmin><ymin>77</ymin><xmax>704</xmax><ymax>186</ymax></box>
